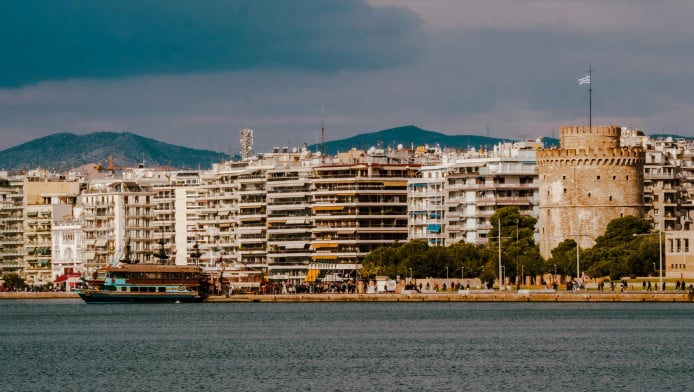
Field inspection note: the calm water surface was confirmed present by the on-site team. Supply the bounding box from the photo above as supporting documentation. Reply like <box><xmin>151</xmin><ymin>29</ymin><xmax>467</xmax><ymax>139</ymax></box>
<box><xmin>1</xmin><ymin>300</ymin><xmax>692</xmax><ymax>391</ymax></box>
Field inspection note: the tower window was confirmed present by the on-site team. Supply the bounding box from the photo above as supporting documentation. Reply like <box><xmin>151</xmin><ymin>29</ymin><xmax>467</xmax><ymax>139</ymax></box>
<box><xmin>597</xmin><ymin>175</ymin><xmax>601</xmax><ymax>180</ymax></box>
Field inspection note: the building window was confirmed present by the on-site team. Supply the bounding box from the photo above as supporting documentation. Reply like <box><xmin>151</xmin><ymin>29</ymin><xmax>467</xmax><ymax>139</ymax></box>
<box><xmin>597</xmin><ymin>175</ymin><xmax>601</xmax><ymax>180</ymax></box>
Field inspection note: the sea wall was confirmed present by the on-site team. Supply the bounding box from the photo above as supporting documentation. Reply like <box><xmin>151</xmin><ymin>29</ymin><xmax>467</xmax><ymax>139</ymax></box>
<box><xmin>2</xmin><ymin>291</ymin><xmax>693</xmax><ymax>302</ymax></box>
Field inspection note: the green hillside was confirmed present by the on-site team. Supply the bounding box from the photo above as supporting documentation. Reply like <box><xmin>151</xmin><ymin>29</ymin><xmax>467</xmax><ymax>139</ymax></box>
<box><xmin>307</xmin><ymin>125</ymin><xmax>551</xmax><ymax>154</ymax></box>
<box><xmin>0</xmin><ymin>132</ymin><xmax>228</xmax><ymax>173</ymax></box>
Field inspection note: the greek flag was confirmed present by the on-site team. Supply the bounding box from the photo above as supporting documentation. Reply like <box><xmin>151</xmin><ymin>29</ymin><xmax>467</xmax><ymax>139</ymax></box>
<box><xmin>578</xmin><ymin>75</ymin><xmax>590</xmax><ymax>85</ymax></box>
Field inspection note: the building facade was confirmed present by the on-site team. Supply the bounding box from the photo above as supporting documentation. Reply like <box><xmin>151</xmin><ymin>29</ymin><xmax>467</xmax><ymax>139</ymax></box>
<box><xmin>537</xmin><ymin>125</ymin><xmax>645</xmax><ymax>259</ymax></box>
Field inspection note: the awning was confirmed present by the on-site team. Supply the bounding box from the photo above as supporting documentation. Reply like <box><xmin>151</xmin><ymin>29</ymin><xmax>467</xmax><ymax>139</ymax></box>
<box><xmin>429</xmin><ymin>213</ymin><xmax>441</xmax><ymax>219</ymax></box>
<box><xmin>82</xmin><ymin>251</ymin><xmax>95</xmax><ymax>260</ymax></box>
<box><xmin>410</xmin><ymin>211</ymin><xmax>426</xmax><ymax>216</ymax></box>
<box><xmin>312</xmin><ymin>243</ymin><xmax>338</xmax><ymax>249</ymax></box>
<box><xmin>284</xmin><ymin>243</ymin><xmax>307</xmax><ymax>250</ymax></box>
<box><xmin>84</xmin><ymin>239</ymin><xmax>95</xmax><ymax>246</ymax></box>
<box><xmin>384</xmin><ymin>181</ymin><xmax>408</xmax><ymax>187</ymax></box>
<box><xmin>337</xmin><ymin>230</ymin><xmax>356</xmax><ymax>235</ymax></box>
<box><xmin>410</xmin><ymin>183</ymin><xmax>427</xmax><ymax>188</ymax></box>
<box><xmin>238</xmin><ymin>216</ymin><xmax>262</xmax><ymax>221</ymax></box>
<box><xmin>95</xmin><ymin>239</ymin><xmax>107</xmax><ymax>247</ymax></box>
<box><xmin>239</xmin><ymin>228</ymin><xmax>263</xmax><ymax>235</ymax></box>
<box><xmin>53</xmin><ymin>275</ymin><xmax>68</xmax><ymax>283</ymax></box>
<box><xmin>427</xmin><ymin>224</ymin><xmax>442</xmax><ymax>233</ymax></box>
<box><xmin>312</xmin><ymin>254</ymin><xmax>338</xmax><ymax>260</ymax></box>
<box><xmin>286</xmin><ymin>218</ymin><xmax>308</xmax><ymax>224</ymax></box>
<box><xmin>305</xmin><ymin>269</ymin><xmax>320</xmax><ymax>282</ymax></box>
<box><xmin>313</xmin><ymin>206</ymin><xmax>344</xmax><ymax>211</ymax></box>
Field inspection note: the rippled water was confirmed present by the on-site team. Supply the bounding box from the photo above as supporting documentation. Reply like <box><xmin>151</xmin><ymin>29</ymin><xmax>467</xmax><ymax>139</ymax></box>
<box><xmin>1</xmin><ymin>300</ymin><xmax>692</xmax><ymax>391</ymax></box>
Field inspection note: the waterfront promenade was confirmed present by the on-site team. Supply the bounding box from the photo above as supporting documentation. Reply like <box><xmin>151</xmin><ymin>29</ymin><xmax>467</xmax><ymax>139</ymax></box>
<box><xmin>3</xmin><ymin>290</ymin><xmax>693</xmax><ymax>302</ymax></box>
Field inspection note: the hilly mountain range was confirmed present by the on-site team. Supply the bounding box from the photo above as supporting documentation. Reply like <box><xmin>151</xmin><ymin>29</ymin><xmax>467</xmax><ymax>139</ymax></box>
<box><xmin>0</xmin><ymin>132</ymin><xmax>229</xmax><ymax>173</ymax></box>
<box><xmin>307</xmin><ymin>125</ymin><xmax>557</xmax><ymax>155</ymax></box>
<box><xmin>0</xmin><ymin>126</ymin><xmax>558</xmax><ymax>173</ymax></box>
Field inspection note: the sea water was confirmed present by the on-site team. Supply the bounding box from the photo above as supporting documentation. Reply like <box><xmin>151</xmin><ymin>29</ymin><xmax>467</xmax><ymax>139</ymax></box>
<box><xmin>0</xmin><ymin>300</ymin><xmax>692</xmax><ymax>391</ymax></box>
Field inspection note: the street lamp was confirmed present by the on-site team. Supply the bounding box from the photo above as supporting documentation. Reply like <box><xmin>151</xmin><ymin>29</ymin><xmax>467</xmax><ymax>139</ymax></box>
<box><xmin>553</xmin><ymin>234</ymin><xmax>589</xmax><ymax>279</ymax></box>
<box><xmin>409</xmin><ymin>268</ymin><xmax>413</xmax><ymax>282</ymax></box>
<box><xmin>553</xmin><ymin>264</ymin><xmax>557</xmax><ymax>281</ymax></box>
<box><xmin>521</xmin><ymin>265</ymin><xmax>524</xmax><ymax>286</ymax></box>
<box><xmin>501</xmin><ymin>266</ymin><xmax>506</xmax><ymax>289</ymax></box>
<box><xmin>445</xmin><ymin>266</ymin><xmax>449</xmax><ymax>284</ymax></box>
<box><xmin>634</xmin><ymin>231</ymin><xmax>663</xmax><ymax>290</ymax></box>
<box><xmin>494</xmin><ymin>218</ymin><xmax>511</xmax><ymax>290</ymax></box>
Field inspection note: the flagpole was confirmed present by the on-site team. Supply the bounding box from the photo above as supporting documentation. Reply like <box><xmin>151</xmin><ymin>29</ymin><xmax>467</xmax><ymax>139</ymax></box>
<box><xmin>588</xmin><ymin>65</ymin><xmax>592</xmax><ymax>130</ymax></box>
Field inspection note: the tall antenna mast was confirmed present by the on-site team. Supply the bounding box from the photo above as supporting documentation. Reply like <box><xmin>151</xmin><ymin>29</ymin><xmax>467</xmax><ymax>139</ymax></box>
<box><xmin>321</xmin><ymin>99</ymin><xmax>325</xmax><ymax>159</ymax></box>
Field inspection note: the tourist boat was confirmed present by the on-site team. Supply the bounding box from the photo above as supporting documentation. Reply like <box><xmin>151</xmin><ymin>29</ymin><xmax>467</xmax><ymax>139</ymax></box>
<box><xmin>76</xmin><ymin>240</ymin><xmax>211</xmax><ymax>303</ymax></box>
<box><xmin>76</xmin><ymin>264</ymin><xmax>211</xmax><ymax>303</ymax></box>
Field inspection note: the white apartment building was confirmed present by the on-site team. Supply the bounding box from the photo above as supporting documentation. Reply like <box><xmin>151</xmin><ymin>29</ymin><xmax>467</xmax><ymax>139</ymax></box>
<box><xmin>409</xmin><ymin>141</ymin><xmax>541</xmax><ymax>246</ymax></box>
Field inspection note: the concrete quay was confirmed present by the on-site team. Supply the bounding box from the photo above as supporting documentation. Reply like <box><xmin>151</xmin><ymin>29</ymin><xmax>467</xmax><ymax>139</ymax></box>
<box><xmin>2</xmin><ymin>290</ymin><xmax>692</xmax><ymax>302</ymax></box>
<box><xmin>0</xmin><ymin>292</ymin><xmax>79</xmax><ymax>300</ymax></box>
<box><xmin>206</xmin><ymin>290</ymin><xmax>694</xmax><ymax>303</ymax></box>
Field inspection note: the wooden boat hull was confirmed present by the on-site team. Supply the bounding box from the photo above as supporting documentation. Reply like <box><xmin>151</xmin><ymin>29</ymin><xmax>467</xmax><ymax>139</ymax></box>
<box><xmin>77</xmin><ymin>290</ymin><xmax>207</xmax><ymax>304</ymax></box>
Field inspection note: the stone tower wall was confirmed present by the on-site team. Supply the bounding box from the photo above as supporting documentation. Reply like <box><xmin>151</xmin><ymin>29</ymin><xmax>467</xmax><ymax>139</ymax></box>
<box><xmin>538</xmin><ymin>127</ymin><xmax>645</xmax><ymax>259</ymax></box>
<box><xmin>561</xmin><ymin>125</ymin><xmax>620</xmax><ymax>151</ymax></box>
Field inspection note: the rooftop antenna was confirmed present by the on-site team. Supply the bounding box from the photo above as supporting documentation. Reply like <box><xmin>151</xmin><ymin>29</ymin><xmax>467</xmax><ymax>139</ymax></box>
<box><xmin>321</xmin><ymin>99</ymin><xmax>326</xmax><ymax>160</ymax></box>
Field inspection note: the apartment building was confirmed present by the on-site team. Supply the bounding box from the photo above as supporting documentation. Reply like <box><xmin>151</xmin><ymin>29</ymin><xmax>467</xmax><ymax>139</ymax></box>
<box><xmin>410</xmin><ymin>141</ymin><xmax>541</xmax><ymax>246</ymax></box>
<box><xmin>311</xmin><ymin>158</ymin><xmax>418</xmax><ymax>280</ymax></box>
<box><xmin>51</xmin><ymin>219</ymin><xmax>83</xmax><ymax>283</ymax></box>
<box><xmin>80</xmin><ymin>180</ymin><xmax>156</xmax><ymax>275</ymax></box>
<box><xmin>0</xmin><ymin>176</ymin><xmax>24</xmax><ymax>275</ymax></box>
<box><xmin>266</xmin><ymin>161</ymin><xmax>313</xmax><ymax>283</ymax></box>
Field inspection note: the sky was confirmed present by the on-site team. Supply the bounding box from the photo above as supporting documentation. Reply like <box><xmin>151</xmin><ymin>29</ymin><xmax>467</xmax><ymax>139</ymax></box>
<box><xmin>1</xmin><ymin>0</ymin><xmax>694</xmax><ymax>154</ymax></box>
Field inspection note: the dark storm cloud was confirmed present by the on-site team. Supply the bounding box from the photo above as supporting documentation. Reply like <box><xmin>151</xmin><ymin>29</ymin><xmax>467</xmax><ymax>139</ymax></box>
<box><xmin>429</xmin><ymin>25</ymin><xmax>694</xmax><ymax>120</ymax></box>
<box><xmin>0</xmin><ymin>0</ymin><xmax>424</xmax><ymax>87</ymax></box>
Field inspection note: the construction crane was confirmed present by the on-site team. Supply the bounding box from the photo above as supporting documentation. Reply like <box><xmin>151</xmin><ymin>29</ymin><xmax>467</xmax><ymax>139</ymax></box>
<box><xmin>94</xmin><ymin>155</ymin><xmax>127</xmax><ymax>173</ymax></box>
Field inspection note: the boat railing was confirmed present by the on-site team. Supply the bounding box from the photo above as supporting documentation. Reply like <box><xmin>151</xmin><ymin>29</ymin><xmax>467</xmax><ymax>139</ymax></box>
<box><xmin>124</xmin><ymin>278</ymin><xmax>202</xmax><ymax>285</ymax></box>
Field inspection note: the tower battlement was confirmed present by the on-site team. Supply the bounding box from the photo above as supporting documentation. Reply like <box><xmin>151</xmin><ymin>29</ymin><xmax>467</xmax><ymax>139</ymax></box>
<box><xmin>560</xmin><ymin>125</ymin><xmax>621</xmax><ymax>150</ymax></box>
<box><xmin>537</xmin><ymin>147</ymin><xmax>645</xmax><ymax>164</ymax></box>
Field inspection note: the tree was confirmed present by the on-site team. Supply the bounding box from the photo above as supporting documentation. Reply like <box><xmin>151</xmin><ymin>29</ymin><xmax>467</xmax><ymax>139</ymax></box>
<box><xmin>446</xmin><ymin>242</ymin><xmax>488</xmax><ymax>279</ymax></box>
<box><xmin>488</xmin><ymin>207</ymin><xmax>541</xmax><ymax>282</ymax></box>
<box><xmin>361</xmin><ymin>246</ymin><xmax>399</xmax><ymax>278</ymax></box>
<box><xmin>2</xmin><ymin>273</ymin><xmax>25</xmax><ymax>291</ymax></box>
<box><xmin>576</xmin><ymin>215</ymin><xmax>655</xmax><ymax>280</ymax></box>
<box><xmin>547</xmin><ymin>239</ymin><xmax>577</xmax><ymax>278</ymax></box>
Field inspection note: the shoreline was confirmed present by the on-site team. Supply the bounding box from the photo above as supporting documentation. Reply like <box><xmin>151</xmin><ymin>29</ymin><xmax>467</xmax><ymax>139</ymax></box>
<box><xmin>2</xmin><ymin>291</ymin><xmax>693</xmax><ymax>302</ymax></box>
